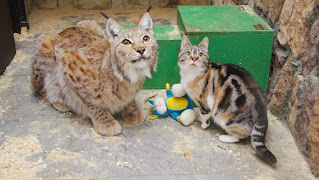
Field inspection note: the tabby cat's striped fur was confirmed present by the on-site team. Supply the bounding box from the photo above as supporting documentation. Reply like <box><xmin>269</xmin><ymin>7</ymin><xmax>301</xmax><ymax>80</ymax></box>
<box><xmin>178</xmin><ymin>36</ymin><xmax>277</xmax><ymax>164</ymax></box>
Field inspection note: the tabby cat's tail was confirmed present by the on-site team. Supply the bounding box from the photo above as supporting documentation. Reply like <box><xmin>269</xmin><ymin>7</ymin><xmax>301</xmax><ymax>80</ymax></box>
<box><xmin>251</xmin><ymin>120</ymin><xmax>277</xmax><ymax>164</ymax></box>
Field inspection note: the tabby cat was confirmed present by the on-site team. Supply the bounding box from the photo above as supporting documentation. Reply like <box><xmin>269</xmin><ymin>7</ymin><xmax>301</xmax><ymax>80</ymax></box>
<box><xmin>32</xmin><ymin>12</ymin><xmax>158</xmax><ymax>136</ymax></box>
<box><xmin>178</xmin><ymin>35</ymin><xmax>277</xmax><ymax>164</ymax></box>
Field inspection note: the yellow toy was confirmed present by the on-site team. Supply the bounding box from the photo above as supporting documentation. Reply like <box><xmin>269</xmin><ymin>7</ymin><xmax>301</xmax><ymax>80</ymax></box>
<box><xmin>147</xmin><ymin>83</ymin><xmax>196</xmax><ymax>126</ymax></box>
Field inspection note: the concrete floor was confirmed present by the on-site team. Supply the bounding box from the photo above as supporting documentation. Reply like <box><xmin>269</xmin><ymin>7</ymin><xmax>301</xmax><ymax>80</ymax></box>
<box><xmin>0</xmin><ymin>8</ymin><xmax>317</xmax><ymax>179</ymax></box>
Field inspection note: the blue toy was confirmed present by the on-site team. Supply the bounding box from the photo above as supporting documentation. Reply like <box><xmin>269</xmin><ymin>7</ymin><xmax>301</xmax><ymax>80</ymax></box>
<box><xmin>147</xmin><ymin>83</ymin><xmax>196</xmax><ymax>126</ymax></box>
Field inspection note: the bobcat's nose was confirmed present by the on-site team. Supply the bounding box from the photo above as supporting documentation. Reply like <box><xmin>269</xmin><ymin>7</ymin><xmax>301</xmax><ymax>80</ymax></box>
<box><xmin>137</xmin><ymin>47</ymin><xmax>145</xmax><ymax>55</ymax></box>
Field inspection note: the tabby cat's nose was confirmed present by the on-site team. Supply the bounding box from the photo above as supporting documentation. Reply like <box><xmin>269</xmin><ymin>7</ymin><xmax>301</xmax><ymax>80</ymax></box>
<box><xmin>137</xmin><ymin>47</ymin><xmax>145</xmax><ymax>55</ymax></box>
<box><xmin>192</xmin><ymin>57</ymin><xmax>198</xmax><ymax>62</ymax></box>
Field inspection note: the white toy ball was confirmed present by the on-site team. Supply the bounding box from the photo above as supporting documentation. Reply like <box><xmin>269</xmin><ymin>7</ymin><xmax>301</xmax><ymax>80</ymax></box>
<box><xmin>171</xmin><ymin>83</ymin><xmax>186</xmax><ymax>97</ymax></box>
<box><xmin>154</xmin><ymin>97</ymin><xmax>167</xmax><ymax>115</ymax></box>
<box><xmin>180</xmin><ymin>109</ymin><xmax>196</xmax><ymax>126</ymax></box>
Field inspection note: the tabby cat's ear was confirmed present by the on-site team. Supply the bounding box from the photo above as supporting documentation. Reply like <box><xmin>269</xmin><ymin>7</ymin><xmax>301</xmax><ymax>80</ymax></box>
<box><xmin>181</xmin><ymin>35</ymin><xmax>191</xmax><ymax>50</ymax></box>
<box><xmin>106</xmin><ymin>19</ymin><xmax>123</xmax><ymax>41</ymax></box>
<box><xmin>199</xmin><ymin>37</ymin><xmax>209</xmax><ymax>51</ymax></box>
<box><xmin>139</xmin><ymin>13</ymin><xmax>153</xmax><ymax>33</ymax></box>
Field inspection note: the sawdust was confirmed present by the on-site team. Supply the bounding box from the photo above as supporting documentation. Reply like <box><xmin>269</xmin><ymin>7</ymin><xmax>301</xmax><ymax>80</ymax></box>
<box><xmin>116</xmin><ymin>161</ymin><xmax>132</xmax><ymax>168</ymax></box>
<box><xmin>0</xmin><ymin>76</ymin><xmax>13</xmax><ymax>94</ymax></box>
<box><xmin>170</xmin><ymin>125</ymin><xmax>201</xmax><ymax>155</ymax></box>
<box><xmin>0</xmin><ymin>135</ymin><xmax>45</xmax><ymax>179</ymax></box>
<box><xmin>91</xmin><ymin>130</ymin><xmax>124</xmax><ymax>141</ymax></box>
<box><xmin>49</xmin><ymin>148</ymin><xmax>99</xmax><ymax>168</ymax></box>
<box><xmin>47</xmin><ymin>148</ymin><xmax>80</xmax><ymax>162</ymax></box>
<box><xmin>14</xmin><ymin>27</ymin><xmax>33</xmax><ymax>41</ymax></box>
<box><xmin>171</xmin><ymin>141</ymin><xmax>188</xmax><ymax>155</ymax></box>
<box><xmin>0</xmin><ymin>106</ymin><xmax>11</xmax><ymax>118</ymax></box>
<box><xmin>50</xmin><ymin>129</ymin><xmax>61</xmax><ymax>134</ymax></box>
<box><xmin>255</xmin><ymin>174</ymin><xmax>277</xmax><ymax>180</ymax></box>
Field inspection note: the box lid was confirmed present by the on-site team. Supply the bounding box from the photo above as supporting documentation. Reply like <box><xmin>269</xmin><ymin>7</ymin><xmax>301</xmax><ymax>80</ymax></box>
<box><xmin>122</xmin><ymin>24</ymin><xmax>181</xmax><ymax>41</ymax></box>
<box><xmin>178</xmin><ymin>5</ymin><xmax>273</xmax><ymax>34</ymax></box>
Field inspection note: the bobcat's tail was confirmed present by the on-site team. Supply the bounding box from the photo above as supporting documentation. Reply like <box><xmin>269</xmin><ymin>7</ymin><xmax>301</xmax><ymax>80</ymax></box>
<box><xmin>251</xmin><ymin>120</ymin><xmax>277</xmax><ymax>164</ymax></box>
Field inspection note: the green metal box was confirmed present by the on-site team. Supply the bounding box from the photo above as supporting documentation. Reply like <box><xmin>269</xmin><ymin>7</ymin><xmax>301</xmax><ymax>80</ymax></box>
<box><xmin>177</xmin><ymin>5</ymin><xmax>274</xmax><ymax>92</ymax></box>
<box><xmin>123</xmin><ymin>25</ymin><xmax>181</xmax><ymax>89</ymax></box>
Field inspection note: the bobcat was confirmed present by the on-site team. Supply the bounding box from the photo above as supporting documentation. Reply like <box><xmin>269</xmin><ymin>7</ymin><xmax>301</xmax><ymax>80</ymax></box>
<box><xmin>31</xmin><ymin>12</ymin><xmax>158</xmax><ymax>136</ymax></box>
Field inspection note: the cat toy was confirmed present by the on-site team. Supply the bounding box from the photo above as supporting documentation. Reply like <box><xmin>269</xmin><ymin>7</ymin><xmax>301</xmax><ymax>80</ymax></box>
<box><xmin>147</xmin><ymin>83</ymin><xmax>196</xmax><ymax>126</ymax></box>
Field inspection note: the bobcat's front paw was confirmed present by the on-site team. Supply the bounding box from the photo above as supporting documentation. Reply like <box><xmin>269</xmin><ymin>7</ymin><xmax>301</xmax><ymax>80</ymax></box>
<box><xmin>94</xmin><ymin>120</ymin><xmax>122</xmax><ymax>136</ymax></box>
<box><xmin>53</xmin><ymin>102</ymin><xmax>70</xmax><ymax>112</ymax></box>
<box><xmin>122</xmin><ymin>109</ymin><xmax>145</xmax><ymax>125</ymax></box>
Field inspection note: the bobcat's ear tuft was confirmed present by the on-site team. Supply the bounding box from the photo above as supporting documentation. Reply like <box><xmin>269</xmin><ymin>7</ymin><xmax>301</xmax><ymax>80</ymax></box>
<box><xmin>139</xmin><ymin>13</ymin><xmax>153</xmax><ymax>33</ymax></box>
<box><xmin>106</xmin><ymin>19</ymin><xmax>123</xmax><ymax>41</ymax></box>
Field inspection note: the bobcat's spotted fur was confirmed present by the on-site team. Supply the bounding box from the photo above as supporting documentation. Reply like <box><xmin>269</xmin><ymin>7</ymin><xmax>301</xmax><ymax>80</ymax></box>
<box><xmin>32</xmin><ymin>13</ymin><xmax>158</xmax><ymax>136</ymax></box>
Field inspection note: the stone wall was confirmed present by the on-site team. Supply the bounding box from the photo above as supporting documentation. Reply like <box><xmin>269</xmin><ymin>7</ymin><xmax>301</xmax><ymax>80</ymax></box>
<box><xmin>27</xmin><ymin>0</ymin><xmax>319</xmax><ymax>176</ymax></box>
<box><xmin>209</xmin><ymin>0</ymin><xmax>319</xmax><ymax>176</ymax></box>
<box><xmin>249</xmin><ymin>0</ymin><xmax>319</xmax><ymax>176</ymax></box>
<box><xmin>30</xmin><ymin>0</ymin><xmax>238</xmax><ymax>9</ymax></box>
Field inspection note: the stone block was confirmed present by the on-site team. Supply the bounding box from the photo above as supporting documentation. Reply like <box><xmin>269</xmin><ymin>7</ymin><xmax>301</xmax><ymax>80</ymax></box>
<box><xmin>269</xmin><ymin>57</ymin><xmax>292</xmax><ymax>117</ymax></box>
<box><xmin>210</xmin><ymin>0</ymin><xmax>237</xmax><ymax>5</ymax></box>
<box><xmin>267</xmin><ymin>48</ymin><xmax>290</xmax><ymax>100</ymax></box>
<box><xmin>302</xmin><ymin>18</ymin><xmax>319</xmax><ymax>77</ymax></box>
<box><xmin>310</xmin><ymin>96</ymin><xmax>319</xmax><ymax>176</ymax></box>
<box><xmin>247</xmin><ymin>0</ymin><xmax>254</xmax><ymax>7</ymax></box>
<box><xmin>25</xmin><ymin>0</ymin><xmax>33</xmax><ymax>17</ymax></box>
<box><xmin>278</xmin><ymin>0</ymin><xmax>315</xmax><ymax>57</ymax></box>
<box><xmin>77</xmin><ymin>0</ymin><xmax>111</xmax><ymax>9</ymax></box>
<box><xmin>58</xmin><ymin>0</ymin><xmax>73</xmax><ymax>8</ymax></box>
<box><xmin>277</xmin><ymin>0</ymin><xmax>294</xmax><ymax>46</ymax></box>
<box><xmin>310</xmin><ymin>19</ymin><xmax>319</xmax><ymax>46</ymax></box>
<box><xmin>34</xmin><ymin>0</ymin><xmax>58</xmax><ymax>9</ymax></box>
<box><xmin>112</xmin><ymin>0</ymin><xmax>149</xmax><ymax>10</ymax></box>
<box><xmin>236</xmin><ymin>0</ymin><xmax>249</xmax><ymax>5</ymax></box>
<box><xmin>275</xmin><ymin>47</ymin><xmax>290</xmax><ymax>67</ymax></box>
<box><xmin>295</xmin><ymin>73</ymin><xmax>319</xmax><ymax>156</ymax></box>
<box><xmin>150</xmin><ymin>0</ymin><xmax>177</xmax><ymax>8</ymax></box>
<box><xmin>178</xmin><ymin>0</ymin><xmax>211</xmax><ymax>5</ymax></box>
<box><xmin>268</xmin><ymin>0</ymin><xmax>285</xmax><ymax>22</ymax></box>
<box><xmin>255</xmin><ymin>0</ymin><xmax>269</xmax><ymax>13</ymax></box>
<box><xmin>287</xmin><ymin>75</ymin><xmax>304</xmax><ymax>132</ymax></box>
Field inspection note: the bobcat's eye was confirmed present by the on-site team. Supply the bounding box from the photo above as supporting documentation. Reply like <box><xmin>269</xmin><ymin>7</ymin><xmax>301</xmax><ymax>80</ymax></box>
<box><xmin>198</xmin><ymin>53</ymin><xmax>203</xmax><ymax>58</ymax></box>
<box><xmin>143</xmin><ymin>36</ymin><xmax>150</xmax><ymax>42</ymax></box>
<box><xmin>186</xmin><ymin>52</ymin><xmax>191</xmax><ymax>57</ymax></box>
<box><xmin>122</xmin><ymin>39</ymin><xmax>131</xmax><ymax>45</ymax></box>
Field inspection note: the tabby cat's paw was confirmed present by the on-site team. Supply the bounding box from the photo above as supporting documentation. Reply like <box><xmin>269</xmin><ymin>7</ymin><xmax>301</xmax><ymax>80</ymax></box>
<box><xmin>122</xmin><ymin>109</ymin><xmax>145</xmax><ymax>125</ymax></box>
<box><xmin>52</xmin><ymin>102</ymin><xmax>70</xmax><ymax>112</ymax></box>
<box><xmin>219</xmin><ymin>135</ymin><xmax>239</xmax><ymax>143</ymax></box>
<box><xmin>94</xmin><ymin>120</ymin><xmax>122</xmax><ymax>136</ymax></box>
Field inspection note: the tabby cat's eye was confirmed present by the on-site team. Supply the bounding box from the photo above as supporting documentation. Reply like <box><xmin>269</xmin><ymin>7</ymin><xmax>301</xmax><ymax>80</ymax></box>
<box><xmin>186</xmin><ymin>52</ymin><xmax>191</xmax><ymax>57</ymax></box>
<box><xmin>122</xmin><ymin>39</ymin><xmax>131</xmax><ymax>45</ymax></box>
<box><xmin>143</xmin><ymin>35</ymin><xmax>150</xmax><ymax>42</ymax></box>
<box><xmin>198</xmin><ymin>53</ymin><xmax>203</xmax><ymax>58</ymax></box>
